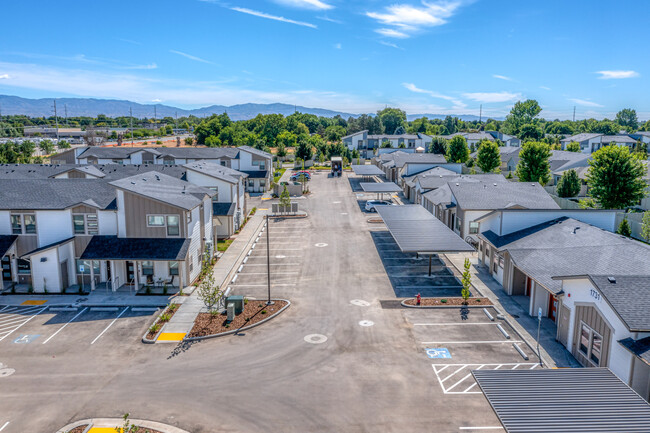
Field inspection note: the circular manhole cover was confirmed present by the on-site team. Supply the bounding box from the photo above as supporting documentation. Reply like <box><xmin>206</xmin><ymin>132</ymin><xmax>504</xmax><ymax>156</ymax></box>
<box><xmin>0</xmin><ymin>368</ymin><xmax>15</xmax><ymax>378</ymax></box>
<box><xmin>350</xmin><ymin>299</ymin><xmax>370</xmax><ymax>307</ymax></box>
<box><xmin>314</xmin><ymin>243</ymin><xmax>328</xmax><ymax>248</ymax></box>
<box><xmin>358</xmin><ymin>320</ymin><xmax>374</xmax><ymax>327</ymax></box>
<box><xmin>304</xmin><ymin>334</ymin><xmax>328</xmax><ymax>344</ymax></box>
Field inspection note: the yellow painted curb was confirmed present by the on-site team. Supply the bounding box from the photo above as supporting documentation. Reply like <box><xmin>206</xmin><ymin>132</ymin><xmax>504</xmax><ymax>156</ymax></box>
<box><xmin>88</xmin><ymin>428</ymin><xmax>120</xmax><ymax>433</ymax></box>
<box><xmin>21</xmin><ymin>300</ymin><xmax>47</xmax><ymax>305</ymax></box>
<box><xmin>261</xmin><ymin>197</ymin><xmax>272</xmax><ymax>200</ymax></box>
<box><xmin>258</xmin><ymin>208</ymin><xmax>269</xmax><ymax>211</ymax></box>
<box><xmin>157</xmin><ymin>332</ymin><xmax>186</xmax><ymax>341</ymax></box>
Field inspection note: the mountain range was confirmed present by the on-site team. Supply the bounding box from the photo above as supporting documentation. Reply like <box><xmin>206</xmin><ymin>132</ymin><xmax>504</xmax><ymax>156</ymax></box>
<box><xmin>0</xmin><ymin>95</ymin><xmax>493</xmax><ymax>121</ymax></box>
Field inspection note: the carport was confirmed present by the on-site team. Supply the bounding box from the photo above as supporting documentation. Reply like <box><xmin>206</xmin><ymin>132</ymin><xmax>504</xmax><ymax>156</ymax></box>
<box><xmin>351</xmin><ymin>164</ymin><xmax>384</xmax><ymax>182</ymax></box>
<box><xmin>375</xmin><ymin>205</ymin><xmax>474</xmax><ymax>275</ymax></box>
<box><xmin>473</xmin><ymin>368</ymin><xmax>650</xmax><ymax>433</ymax></box>
<box><xmin>360</xmin><ymin>181</ymin><xmax>402</xmax><ymax>200</ymax></box>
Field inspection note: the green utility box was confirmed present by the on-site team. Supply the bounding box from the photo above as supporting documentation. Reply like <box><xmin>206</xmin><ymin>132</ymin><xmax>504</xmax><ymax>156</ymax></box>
<box><xmin>226</xmin><ymin>295</ymin><xmax>244</xmax><ymax>315</ymax></box>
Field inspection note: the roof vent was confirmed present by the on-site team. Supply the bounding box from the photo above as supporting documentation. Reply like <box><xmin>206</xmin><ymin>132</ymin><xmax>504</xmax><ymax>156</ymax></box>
<box><xmin>493</xmin><ymin>183</ymin><xmax>497</xmax><ymax>186</ymax></box>
<box><xmin>573</xmin><ymin>227</ymin><xmax>580</xmax><ymax>234</ymax></box>
<box><xmin>607</xmin><ymin>276</ymin><xmax>616</xmax><ymax>284</ymax></box>
<box><xmin>130</xmin><ymin>181</ymin><xmax>136</xmax><ymax>185</ymax></box>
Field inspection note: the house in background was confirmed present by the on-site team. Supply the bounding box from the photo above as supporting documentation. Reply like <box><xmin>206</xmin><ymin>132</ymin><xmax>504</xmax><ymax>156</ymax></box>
<box><xmin>343</xmin><ymin>130</ymin><xmax>433</xmax><ymax>158</ymax></box>
<box><xmin>443</xmin><ymin>131</ymin><xmax>521</xmax><ymax>148</ymax></box>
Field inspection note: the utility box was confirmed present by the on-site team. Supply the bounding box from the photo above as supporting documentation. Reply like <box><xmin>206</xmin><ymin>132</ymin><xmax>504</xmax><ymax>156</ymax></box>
<box><xmin>227</xmin><ymin>303</ymin><xmax>235</xmax><ymax>322</ymax></box>
<box><xmin>226</xmin><ymin>295</ymin><xmax>244</xmax><ymax>315</ymax></box>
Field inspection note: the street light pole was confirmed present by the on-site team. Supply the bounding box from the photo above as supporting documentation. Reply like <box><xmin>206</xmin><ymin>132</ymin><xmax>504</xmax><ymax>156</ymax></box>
<box><xmin>266</xmin><ymin>214</ymin><xmax>272</xmax><ymax>305</ymax></box>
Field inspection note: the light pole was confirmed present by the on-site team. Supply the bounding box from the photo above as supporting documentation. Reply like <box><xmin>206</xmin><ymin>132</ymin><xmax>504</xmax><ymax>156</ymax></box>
<box><xmin>266</xmin><ymin>214</ymin><xmax>272</xmax><ymax>305</ymax></box>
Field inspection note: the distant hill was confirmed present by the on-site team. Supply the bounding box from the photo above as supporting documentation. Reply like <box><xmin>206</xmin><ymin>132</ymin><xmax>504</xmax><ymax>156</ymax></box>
<box><xmin>407</xmin><ymin>113</ymin><xmax>504</xmax><ymax>122</ymax></box>
<box><xmin>0</xmin><ymin>94</ymin><xmax>502</xmax><ymax>121</ymax></box>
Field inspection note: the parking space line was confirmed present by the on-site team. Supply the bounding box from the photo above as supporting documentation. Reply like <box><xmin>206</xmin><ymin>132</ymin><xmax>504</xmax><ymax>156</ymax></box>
<box><xmin>42</xmin><ymin>307</ymin><xmax>88</xmax><ymax>344</ymax></box>
<box><xmin>0</xmin><ymin>305</ymin><xmax>10</xmax><ymax>312</ymax></box>
<box><xmin>90</xmin><ymin>307</ymin><xmax>128</xmax><ymax>345</ymax></box>
<box><xmin>244</xmin><ymin>263</ymin><xmax>301</xmax><ymax>266</ymax></box>
<box><xmin>414</xmin><ymin>323</ymin><xmax>497</xmax><ymax>326</ymax></box>
<box><xmin>459</xmin><ymin>427</ymin><xmax>504</xmax><ymax>430</ymax></box>
<box><xmin>421</xmin><ymin>340</ymin><xmax>522</xmax><ymax>344</ymax></box>
<box><xmin>446</xmin><ymin>373</ymin><xmax>472</xmax><ymax>391</ymax></box>
<box><xmin>240</xmin><ymin>272</ymin><xmax>299</xmax><ymax>275</ymax></box>
<box><xmin>0</xmin><ymin>421</ymin><xmax>9</xmax><ymax>431</ymax></box>
<box><xmin>0</xmin><ymin>306</ymin><xmax>48</xmax><ymax>342</ymax></box>
<box><xmin>432</xmin><ymin>363</ymin><xmax>539</xmax><ymax>395</ymax></box>
<box><xmin>441</xmin><ymin>366</ymin><xmax>466</xmax><ymax>383</ymax></box>
<box><xmin>231</xmin><ymin>283</ymin><xmax>296</xmax><ymax>287</ymax></box>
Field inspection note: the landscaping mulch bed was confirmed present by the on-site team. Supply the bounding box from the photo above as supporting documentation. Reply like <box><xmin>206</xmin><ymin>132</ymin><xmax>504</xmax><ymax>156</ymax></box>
<box><xmin>66</xmin><ymin>425</ymin><xmax>88</xmax><ymax>433</ymax></box>
<box><xmin>404</xmin><ymin>297</ymin><xmax>492</xmax><ymax>306</ymax></box>
<box><xmin>145</xmin><ymin>303</ymin><xmax>180</xmax><ymax>340</ymax></box>
<box><xmin>188</xmin><ymin>300</ymin><xmax>288</xmax><ymax>338</ymax></box>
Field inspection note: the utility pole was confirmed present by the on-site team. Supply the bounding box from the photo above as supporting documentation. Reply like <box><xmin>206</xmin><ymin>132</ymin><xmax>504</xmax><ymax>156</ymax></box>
<box><xmin>64</xmin><ymin>104</ymin><xmax>68</xmax><ymax>125</ymax></box>
<box><xmin>53</xmin><ymin>100</ymin><xmax>59</xmax><ymax>141</ymax></box>
<box><xmin>573</xmin><ymin>106</ymin><xmax>576</xmax><ymax>122</ymax></box>
<box><xmin>479</xmin><ymin>104</ymin><xmax>482</xmax><ymax>123</ymax></box>
<box><xmin>130</xmin><ymin>107</ymin><xmax>134</xmax><ymax>146</ymax></box>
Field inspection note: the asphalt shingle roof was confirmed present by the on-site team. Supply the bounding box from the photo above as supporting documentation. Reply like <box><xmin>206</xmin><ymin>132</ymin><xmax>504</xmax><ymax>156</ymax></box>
<box><xmin>184</xmin><ymin>161</ymin><xmax>247</xmax><ymax>184</ymax></box>
<box><xmin>560</xmin><ymin>133</ymin><xmax>602</xmax><ymax>143</ymax></box>
<box><xmin>213</xmin><ymin>202</ymin><xmax>236</xmax><ymax>216</ymax></box>
<box><xmin>80</xmin><ymin>235</ymin><xmax>190</xmax><ymax>260</ymax></box>
<box><xmin>392</xmin><ymin>153</ymin><xmax>447</xmax><ymax>168</ymax></box>
<box><xmin>0</xmin><ymin>235</ymin><xmax>17</xmax><ymax>256</ymax></box>
<box><xmin>448</xmin><ymin>181</ymin><xmax>559</xmax><ymax>210</ymax></box>
<box><xmin>0</xmin><ymin>179</ymin><xmax>117</xmax><ymax>210</ymax></box>
<box><xmin>619</xmin><ymin>336</ymin><xmax>650</xmax><ymax>366</ymax></box>
<box><xmin>589</xmin><ymin>275</ymin><xmax>650</xmax><ymax>331</ymax></box>
<box><xmin>417</xmin><ymin>173</ymin><xmax>505</xmax><ymax>190</ymax></box>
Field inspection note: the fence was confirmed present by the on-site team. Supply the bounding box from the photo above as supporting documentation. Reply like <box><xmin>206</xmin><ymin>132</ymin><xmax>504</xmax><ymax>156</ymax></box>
<box><xmin>271</xmin><ymin>203</ymin><xmax>299</xmax><ymax>215</ymax></box>
<box><xmin>615</xmin><ymin>212</ymin><xmax>648</xmax><ymax>242</ymax></box>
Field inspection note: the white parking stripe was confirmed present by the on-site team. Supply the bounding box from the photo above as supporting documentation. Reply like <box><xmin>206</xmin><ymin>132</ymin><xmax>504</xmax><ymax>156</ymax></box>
<box><xmin>0</xmin><ymin>421</ymin><xmax>9</xmax><ymax>431</ymax></box>
<box><xmin>414</xmin><ymin>323</ymin><xmax>497</xmax><ymax>326</ymax></box>
<box><xmin>421</xmin><ymin>340</ymin><xmax>522</xmax><ymax>344</ymax></box>
<box><xmin>459</xmin><ymin>427</ymin><xmax>503</xmax><ymax>430</ymax></box>
<box><xmin>42</xmin><ymin>307</ymin><xmax>88</xmax><ymax>344</ymax></box>
<box><xmin>0</xmin><ymin>305</ymin><xmax>10</xmax><ymax>312</ymax></box>
<box><xmin>0</xmin><ymin>306</ymin><xmax>48</xmax><ymax>342</ymax></box>
<box><xmin>446</xmin><ymin>373</ymin><xmax>472</xmax><ymax>391</ymax></box>
<box><xmin>240</xmin><ymin>272</ymin><xmax>299</xmax><ymax>275</ymax></box>
<box><xmin>90</xmin><ymin>307</ymin><xmax>128</xmax><ymax>345</ymax></box>
<box><xmin>441</xmin><ymin>366</ymin><xmax>466</xmax><ymax>383</ymax></box>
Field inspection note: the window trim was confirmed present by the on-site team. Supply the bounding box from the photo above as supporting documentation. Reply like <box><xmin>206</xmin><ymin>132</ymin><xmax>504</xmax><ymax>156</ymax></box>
<box><xmin>578</xmin><ymin>321</ymin><xmax>603</xmax><ymax>366</ymax></box>
<box><xmin>73</xmin><ymin>213</ymin><xmax>99</xmax><ymax>235</ymax></box>
<box><xmin>146</xmin><ymin>215</ymin><xmax>166</xmax><ymax>227</ymax></box>
<box><xmin>11</xmin><ymin>214</ymin><xmax>22</xmax><ymax>234</ymax></box>
<box><xmin>169</xmin><ymin>261</ymin><xmax>179</xmax><ymax>276</ymax></box>
<box><xmin>469</xmin><ymin>221</ymin><xmax>480</xmax><ymax>235</ymax></box>
<box><xmin>11</xmin><ymin>213</ymin><xmax>37</xmax><ymax>235</ymax></box>
<box><xmin>166</xmin><ymin>215</ymin><xmax>180</xmax><ymax>237</ymax></box>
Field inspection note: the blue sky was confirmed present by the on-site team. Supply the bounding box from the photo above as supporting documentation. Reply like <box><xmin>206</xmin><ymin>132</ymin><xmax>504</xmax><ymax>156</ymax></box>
<box><xmin>0</xmin><ymin>0</ymin><xmax>647</xmax><ymax>119</ymax></box>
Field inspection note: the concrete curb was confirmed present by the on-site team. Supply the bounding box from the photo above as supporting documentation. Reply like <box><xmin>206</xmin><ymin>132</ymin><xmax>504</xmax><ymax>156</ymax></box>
<box><xmin>400</xmin><ymin>298</ymin><xmax>493</xmax><ymax>309</ymax></box>
<box><xmin>268</xmin><ymin>213</ymin><xmax>308</xmax><ymax>219</ymax></box>
<box><xmin>184</xmin><ymin>299</ymin><xmax>291</xmax><ymax>342</ymax></box>
<box><xmin>141</xmin><ymin>305</ymin><xmax>172</xmax><ymax>344</ymax></box>
<box><xmin>57</xmin><ymin>417</ymin><xmax>190</xmax><ymax>433</ymax></box>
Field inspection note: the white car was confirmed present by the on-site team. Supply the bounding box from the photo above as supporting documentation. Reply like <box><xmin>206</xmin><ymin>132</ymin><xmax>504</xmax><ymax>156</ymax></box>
<box><xmin>365</xmin><ymin>200</ymin><xmax>395</xmax><ymax>212</ymax></box>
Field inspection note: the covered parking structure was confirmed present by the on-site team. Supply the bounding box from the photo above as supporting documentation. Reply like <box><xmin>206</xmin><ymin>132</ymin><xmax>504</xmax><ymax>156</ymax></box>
<box><xmin>375</xmin><ymin>205</ymin><xmax>474</xmax><ymax>275</ymax></box>
<box><xmin>473</xmin><ymin>368</ymin><xmax>650</xmax><ymax>433</ymax></box>
<box><xmin>351</xmin><ymin>164</ymin><xmax>384</xmax><ymax>182</ymax></box>
<box><xmin>360</xmin><ymin>181</ymin><xmax>402</xmax><ymax>200</ymax></box>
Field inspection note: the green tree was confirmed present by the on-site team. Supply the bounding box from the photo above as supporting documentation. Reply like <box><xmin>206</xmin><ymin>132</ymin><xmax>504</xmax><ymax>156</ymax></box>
<box><xmin>39</xmin><ymin>139</ymin><xmax>54</xmax><ymax>155</ymax></box>
<box><xmin>279</xmin><ymin>185</ymin><xmax>291</xmax><ymax>209</ymax></box>
<box><xmin>205</xmin><ymin>135</ymin><xmax>221</xmax><ymax>147</ymax></box>
<box><xmin>515</xmin><ymin>141</ymin><xmax>551</xmax><ymax>185</ymax></box>
<box><xmin>324</xmin><ymin>125</ymin><xmax>346</xmax><ymax>142</ymax></box>
<box><xmin>116</xmin><ymin>413</ymin><xmax>140</xmax><ymax>433</ymax></box>
<box><xmin>616</xmin><ymin>108</ymin><xmax>638</xmax><ymax>131</ymax></box>
<box><xmin>198</xmin><ymin>256</ymin><xmax>223</xmax><ymax>316</ymax></box>
<box><xmin>586</xmin><ymin>145</ymin><xmax>647</xmax><ymax>209</ymax></box>
<box><xmin>641</xmin><ymin>211</ymin><xmax>650</xmax><ymax>241</ymax></box>
<box><xmin>476</xmin><ymin>140</ymin><xmax>501</xmax><ymax>173</ymax></box>
<box><xmin>446</xmin><ymin>135</ymin><xmax>470</xmax><ymax>163</ymax></box>
<box><xmin>381</xmin><ymin>140</ymin><xmax>392</xmax><ymax>148</ymax></box>
<box><xmin>57</xmin><ymin>140</ymin><xmax>71</xmax><ymax>149</ymax></box>
<box><xmin>276</xmin><ymin>130</ymin><xmax>297</xmax><ymax>148</ymax></box>
<box><xmin>461</xmin><ymin>258</ymin><xmax>471</xmax><ymax>304</ymax></box>
<box><xmin>566</xmin><ymin>141</ymin><xmax>581</xmax><ymax>152</ymax></box>
<box><xmin>617</xmin><ymin>218</ymin><xmax>632</xmax><ymax>237</ymax></box>
<box><xmin>502</xmin><ymin>99</ymin><xmax>542</xmax><ymax>135</ymax></box>
<box><xmin>556</xmin><ymin>169</ymin><xmax>581</xmax><ymax>198</ymax></box>
<box><xmin>428</xmin><ymin>136</ymin><xmax>447</xmax><ymax>154</ymax></box>
<box><xmin>295</xmin><ymin>137</ymin><xmax>313</xmax><ymax>161</ymax></box>
<box><xmin>276</xmin><ymin>142</ymin><xmax>287</xmax><ymax>157</ymax></box>
<box><xmin>519</xmin><ymin>123</ymin><xmax>543</xmax><ymax>141</ymax></box>
<box><xmin>377</xmin><ymin>107</ymin><xmax>406</xmax><ymax>134</ymax></box>
<box><xmin>184</xmin><ymin>136</ymin><xmax>194</xmax><ymax>146</ymax></box>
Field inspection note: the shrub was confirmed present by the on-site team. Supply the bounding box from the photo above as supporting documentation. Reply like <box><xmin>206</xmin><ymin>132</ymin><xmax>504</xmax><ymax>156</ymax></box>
<box><xmin>149</xmin><ymin>323</ymin><xmax>161</xmax><ymax>334</ymax></box>
<box><xmin>441</xmin><ymin>299</ymin><xmax>448</xmax><ymax>304</ymax></box>
<box><xmin>261</xmin><ymin>310</ymin><xmax>268</xmax><ymax>314</ymax></box>
<box><xmin>158</xmin><ymin>312</ymin><xmax>172</xmax><ymax>323</ymax></box>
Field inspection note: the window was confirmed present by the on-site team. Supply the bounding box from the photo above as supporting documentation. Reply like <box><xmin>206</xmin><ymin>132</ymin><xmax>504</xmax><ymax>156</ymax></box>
<box><xmin>17</xmin><ymin>258</ymin><xmax>31</xmax><ymax>275</ymax></box>
<box><xmin>73</xmin><ymin>215</ymin><xmax>86</xmax><ymax>234</ymax></box>
<box><xmin>23</xmin><ymin>214</ymin><xmax>36</xmax><ymax>234</ymax></box>
<box><xmin>86</xmin><ymin>214</ymin><xmax>98</xmax><ymax>235</ymax></box>
<box><xmin>455</xmin><ymin>217</ymin><xmax>462</xmax><ymax>231</ymax></box>
<box><xmin>142</xmin><ymin>261</ymin><xmax>154</xmax><ymax>276</ymax></box>
<box><xmin>166</xmin><ymin>215</ymin><xmax>180</xmax><ymax>236</ymax></box>
<box><xmin>75</xmin><ymin>259</ymin><xmax>99</xmax><ymax>275</ymax></box>
<box><xmin>147</xmin><ymin>215</ymin><xmax>165</xmax><ymax>226</ymax></box>
<box><xmin>579</xmin><ymin>322</ymin><xmax>604</xmax><ymax>366</ymax></box>
<box><xmin>169</xmin><ymin>261</ymin><xmax>179</xmax><ymax>276</ymax></box>
<box><xmin>248</xmin><ymin>179</ymin><xmax>254</xmax><ymax>188</ymax></box>
<box><xmin>220</xmin><ymin>160</ymin><xmax>227</xmax><ymax>167</ymax></box>
<box><xmin>209</xmin><ymin>187</ymin><xmax>219</xmax><ymax>202</ymax></box>
<box><xmin>11</xmin><ymin>215</ymin><xmax>22</xmax><ymax>234</ymax></box>
<box><xmin>492</xmin><ymin>252</ymin><xmax>504</xmax><ymax>273</ymax></box>
<box><xmin>469</xmin><ymin>222</ymin><xmax>480</xmax><ymax>234</ymax></box>
<box><xmin>260</xmin><ymin>179</ymin><xmax>266</xmax><ymax>188</ymax></box>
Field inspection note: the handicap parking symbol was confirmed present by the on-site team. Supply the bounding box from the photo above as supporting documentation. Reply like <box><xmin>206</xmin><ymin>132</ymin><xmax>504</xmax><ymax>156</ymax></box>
<box><xmin>13</xmin><ymin>334</ymin><xmax>40</xmax><ymax>344</ymax></box>
<box><xmin>426</xmin><ymin>348</ymin><xmax>451</xmax><ymax>359</ymax></box>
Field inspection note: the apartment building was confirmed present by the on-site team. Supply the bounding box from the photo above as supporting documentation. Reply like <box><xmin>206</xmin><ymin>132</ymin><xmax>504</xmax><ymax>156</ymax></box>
<box><xmin>373</xmin><ymin>152</ymin><xmax>462</xmax><ymax>183</ymax></box>
<box><xmin>343</xmin><ymin>130</ymin><xmax>433</xmax><ymax>158</ymax></box>
<box><xmin>560</xmin><ymin>133</ymin><xmax>641</xmax><ymax>153</ymax></box>
<box><xmin>443</xmin><ymin>131</ymin><xmax>521</xmax><ymax>148</ymax></box>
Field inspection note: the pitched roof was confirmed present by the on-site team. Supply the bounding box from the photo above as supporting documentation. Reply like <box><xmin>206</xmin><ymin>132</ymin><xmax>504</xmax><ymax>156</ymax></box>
<box><xmin>0</xmin><ymin>179</ymin><xmax>117</xmax><ymax>210</ymax></box>
<box><xmin>77</xmin><ymin>147</ymin><xmax>161</xmax><ymax>159</ymax></box>
<box><xmin>588</xmin><ymin>275</ymin><xmax>650</xmax><ymax>331</ymax></box>
<box><xmin>422</xmin><ymin>184</ymin><xmax>453</xmax><ymax>205</ymax></box>
<box><xmin>619</xmin><ymin>336</ymin><xmax>650</xmax><ymax>366</ymax></box>
<box><xmin>341</xmin><ymin>130</ymin><xmax>367</xmax><ymax>140</ymax></box>
<box><xmin>417</xmin><ymin>173</ymin><xmax>506</xmax><ymax>190</ymax></box>
<box><xmin>601</xmin><ymin>135</ymin><xmax>637</xmax><ymax>144</ymax></box>
<box><xmin>448</xmin><ymin>181</ymin><xmax>559</xmax><ymax>210</ymax></box>
<box><xmin>391</xmin><ymin>153</ymin><xmax>447</xmax><ymax>168</ymax></box>
<box><xmin>560</xmin><ymin>133</ymin><xmax>602</xmax><ymax>143</ymax></box>
<box><xmin>238</xmin><ymin>145</ymin><xmax>272</xmax><ymax>159</ymax></box>
<box><xmin>0</xmin><ymin>235</ymin><xmax>17</xmax><ymax>256</ymax></box>
<box><xmin>80</xmin><ymin>235</ymin><xmax>190</xmax><ymax>260</ymax></box>
<box><xmin>184</xmin><ymin>160</ymin><xmax>247</xmax><ymax>184</ymax></box>
<box><xmin>21</xmin><ymin>237</ymin><xmax>75</xmax><ymax>258</ymax></box>
<box><xmin>155</xmin><ymin>146</ymin><xmax>239</xmax><ymax>159</ymax></box>
<box><xmin>213</xmin><ymin>202</ymin><xmax>236</xmax><ymax>216</ymax></box>
<box><xmin>110</xmin><ymin>171</ymin><xmax>214</xmax><ymax>210</ymax></box>
<box><xmin>239</xmin><ymin>170</ymin><xmax>268</xmax><ymax>178</ymax></box>
<box><xmin>548</xmin><ymin>150</ymin><xmax>591</xmax><ymax>172</ymax></box>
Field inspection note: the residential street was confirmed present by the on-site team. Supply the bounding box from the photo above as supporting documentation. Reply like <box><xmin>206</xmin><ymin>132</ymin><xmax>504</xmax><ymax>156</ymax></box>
<box><xmin>0</xmin><ymin>171</ymin><xmax>522</xmax><ymax>433</ymax></box>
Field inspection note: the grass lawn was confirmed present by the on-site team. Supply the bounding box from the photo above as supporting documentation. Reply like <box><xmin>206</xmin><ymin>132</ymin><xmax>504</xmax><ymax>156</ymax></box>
<box><xmin>273</xmin><ymin>168</ymin><xmax>286</xmax><ymax>183</ymax></box>
<box><xmin>217</xmin><ymin>238</ymin><xmax>234</xmax><ymax>252</ymax></box>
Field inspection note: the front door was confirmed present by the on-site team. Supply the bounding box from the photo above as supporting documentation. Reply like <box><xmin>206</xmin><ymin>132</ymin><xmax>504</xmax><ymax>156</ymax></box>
<box><xmin>126</xmin><ymin>261</ymin><xmax>135</xmax><ymax>285</ymax></box>
<box><xmin>106</xmin><ymin>261</ymin><xmax>111</xmax><ymax>280</ymax></box>
<box><xmin>60</xmin><ymin>260</ymin><xmax>69</xmax><ymax>290</ymax></box>
<box><xmin>525</xmin><ymin>277</ymin><xmax>532</xmax><ymax>297</ymax></box>
<box><xmin>1</xmin><ymin>256</ymin><xmax>11</xmax><ymax>282</ymax></box>
<box><xmin>548</xmin><ymin>293</ymin><xmax>558</xmax><ymax>322</ymax></box>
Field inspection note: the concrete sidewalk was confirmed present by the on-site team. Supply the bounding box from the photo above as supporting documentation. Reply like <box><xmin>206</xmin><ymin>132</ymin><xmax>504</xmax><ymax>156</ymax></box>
<box><xmin>160</xmin><ymin>210</ymin><xmax>267</xmax><ymax>340</ymax></box>
<box><xmin>445</xmin><ymin>252</ymin><xmax>580</xmax><ymax>368</ymax></box>
<box><xmin>0</xmin><ymin>291</ymin><xmax>171</xmax><ymax>308</ymax></box>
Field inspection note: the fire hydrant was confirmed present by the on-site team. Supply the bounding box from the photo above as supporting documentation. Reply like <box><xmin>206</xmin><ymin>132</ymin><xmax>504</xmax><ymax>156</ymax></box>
<box><xmin>416</xmin><ymin>293</ymin><xmax>421</xmax><ymax>306</ymax></box>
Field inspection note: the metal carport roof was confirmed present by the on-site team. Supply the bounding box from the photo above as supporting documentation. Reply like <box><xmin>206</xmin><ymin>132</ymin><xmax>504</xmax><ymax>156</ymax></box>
<box><xmin>375</xmin><ymin>205</ymin><xmax>474</xmax><ymax>253</ymax></box>
<box><xmin>351</xmin><ymin>165</ymin><xmax>384</xmax><ymax>176</ymax></box>
<box><xmin>360</xmin><ymin>182</ymin><xmax>402</xmax><ymax>193</ymax></box>
<box><xmin>473</xmin><ymin>368</ymin><xmax>650</xmax><ymax>433</ymax></box>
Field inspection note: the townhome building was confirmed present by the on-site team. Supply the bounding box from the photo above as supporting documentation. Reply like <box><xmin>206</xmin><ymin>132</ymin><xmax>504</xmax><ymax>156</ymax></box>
<box><xmin>443</xmin><ymin>131</ymin><xmax>521</xmax><ymax>148</ymax></box>
<box><xmin>374</xmin><ymin>152</ymin><xmax>461</xmax><ymax>183</ymax></box>
<box><xmin>343</xmin><ymin>130</ymin><xmax>433</xmax><ymax>158</ymax></box>
<box><xmin>0</xmin><ymin>172</ymin><xmax>216</xmax><ymax>294</ymax></box>
<box><xmin>560</xmin><ymin>133</ymin><xmax>641</xmax><ymax>153</ymax></box>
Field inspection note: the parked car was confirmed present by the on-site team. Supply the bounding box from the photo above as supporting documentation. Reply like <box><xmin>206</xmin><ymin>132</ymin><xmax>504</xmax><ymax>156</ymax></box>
<box><xmin>365</xmin><ymin>200</ymin><xmax>395</xmax><ymax>212</ymax></box>
<box><xmin>290</xmin><ymin>171</ymin><xmax>311</xmax><ymax>181</ymax></box>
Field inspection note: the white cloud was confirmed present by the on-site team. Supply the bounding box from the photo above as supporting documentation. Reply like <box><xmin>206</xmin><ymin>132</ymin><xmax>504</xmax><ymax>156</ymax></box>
<box><xmin>367</xmin><ymin>1</ymin><xmax>462</xmax><ymax>38</ymax></box>
<box><xmin>123</xmin><ymin>63</ymin><xmax>158</xmax><ymax>70</ymax></box>
<box><xmin>568</xmin><ymin>98</ymin><xmax>603</xmax><ymax>108</ymax></box>
<box><xmin>272</xmin><ymin>0</ymin><xmax>333</xmax><ymax>10</ymax></box>
<box><xmin>169</xmin><ymin>50</ymin><xmax>214</xmax><ymax>64</ymax></box>
<box><xmin>151</xmin><ymin>99</ymin><xmax>162</xmax><ymax>103</ymax></box>
<box><xmin>462</xmin><ymin>91</ymin><xmax>521</xmax><ymax>103</ymax></box>
<box><xmin>376</xmin><ymin>28</ymin><xmax>410</xmax><ymax>38</ymax></box>
<box><xmin>0</xmin><ymin>74</ymin><xmax>9</xmax><ymax>79</ymax></box>
<box><xmin>334</xmin><ymin>43</ymin><xmax>342</xmax><ymax>49</ymax></box>
<box><xmin>539</xmin><ymin>86</ymin><xmax>551</xmax><ymax>90</ymax></box>
<box><xmin>596</xmin><ymin>70</ymin><xmax>639</xmax><ymax>79</ymax></box>
<box><xmin>492</xmin><ymin>74</ymin><xmax>512</xmax><ymax>81</ymax></box>
<box><xmin>317</xmin><ymin>15</ymin><xmax>343</xmax><ymax>24</ymax></box>
<box><xmin>380</xmin><ymin>41</ymin><xmax>402</xmax><ymax>49</ymax></box>
<box><xmin>230</xmin><ymin>7</ymin><xmax>317</xmax><ymax>28</ymax></box>
<box><xmin>403</xmin><ymin>82</ymin><xmax>466</xmax><ymax>108</ymax></box>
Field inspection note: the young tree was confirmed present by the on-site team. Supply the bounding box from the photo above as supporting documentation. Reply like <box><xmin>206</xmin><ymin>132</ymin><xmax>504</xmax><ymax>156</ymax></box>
<box><xmin>556</xmin><ymin>169</ymin><xmax>581</xmax><ymax>198</ymax></box>
<box><xmin>198</xmin><ymin>257</ymin><xmax>223</xmax><ymax>316</ymax></box>
<box><xmin>428</xmin><ymin>136</ymin><xmax>447</xmax><ymax>154</ymax></box>
<box><xmin>461</xmin><ymin>258</ymin><xmax>471</xmax><ymax>304</ymax></box>
<box><xmin>617</xmin><ymin>218</ymin><xmax>632</xmax><ymax>237</ymax></box>
<box><xmin>641</xmin><ymin>211</ymin><xmax>650</xmax><ymax>242</ymax></box>
<box><xmin>184</xmin><ymin>136</ymin><xmax>194</xmax><ymax>146</ymax></box>
<box><xmin>566</xmin><ymin>141</ymin><xmax>581</xmax><ymax>152</ymax></box>
<box><xmin>446</xmin><ymin>135</ymin><xmax>469</xmax><ymax>163</ymax></box>
<box><xmin>39</xmin><ymin>140</ymin><xmax>55</xmax><ymax>155</ymax></box>
<box><xmin>116</xmin><ymin>413</ymin><xmax>140</xmax><ymax>433</ymax></box>
<box><xmin>476</xmin><ymin>140</ymin><xmax>501</xmax><ymax>173</ymax></box>
<box><xmin>515</xmin><ymin>141</ymin><xmax>551</xmax><ymax>185</ymax></box>
<box><xmin>586</xmin><ymin>145</ymin><xmax>647</xmax><ymax>209</ymax></box>
<box><xmin>279</xmin><ymin>185</ymin><xmax>291</xmax><ymax>212</ymax></box>
<box><xmin>58</xmin><ymin>140</ymin><xmax>71</xmax><ymax>149</ymax></box>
